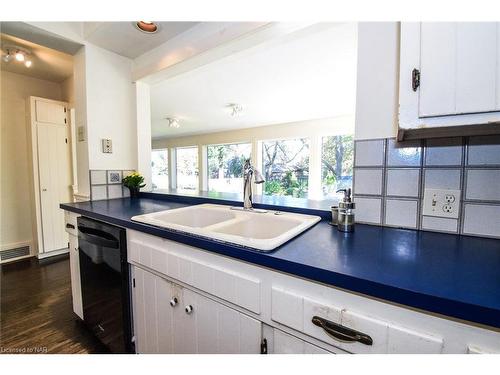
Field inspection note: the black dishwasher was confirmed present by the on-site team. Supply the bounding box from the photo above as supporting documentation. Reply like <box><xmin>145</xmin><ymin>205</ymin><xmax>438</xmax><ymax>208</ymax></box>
<box><xmin>77</xmin><ymin>216</ymin><xmax>133</xmax><ymax>353</ymax></box>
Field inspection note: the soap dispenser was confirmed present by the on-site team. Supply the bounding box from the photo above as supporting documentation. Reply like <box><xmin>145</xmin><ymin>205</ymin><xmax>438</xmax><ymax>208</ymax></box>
<box><xmin>336</xmin><ymin>188</ymin><xmax>355</xmax><ymax>232</ymax></box>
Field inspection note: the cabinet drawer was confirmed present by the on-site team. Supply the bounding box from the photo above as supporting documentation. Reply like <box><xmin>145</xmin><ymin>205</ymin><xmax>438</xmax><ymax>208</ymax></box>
<box><xmin>64</xmin><ymin>211</ymin><xmax>78</xmax><ymax>236</ymax></box>
<box><xmin>128</xmin><ymin>233</ymin><xmax>261</xmax><ymax>314</ymax></box>
<box><xmin>271</xmin><ymin>286</ymin><xmax>444</xmax><ymax>354</ymax></box>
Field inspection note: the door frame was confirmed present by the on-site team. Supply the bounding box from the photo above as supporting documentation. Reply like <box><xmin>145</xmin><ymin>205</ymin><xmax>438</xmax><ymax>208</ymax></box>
<box><xmin>28</xmin><ymin>96</ymin><xmax>71</xmax><ymax>256</ymax></box>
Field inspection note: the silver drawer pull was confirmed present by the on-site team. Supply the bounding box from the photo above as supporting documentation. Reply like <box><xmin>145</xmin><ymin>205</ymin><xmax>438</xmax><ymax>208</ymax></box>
<box><xmin>170</xmin><ymin>297</ymin><xmax>178</xmax><ymax>307</ymax></box>
<box><xmin>185</xmin><ymin>305</ymin><xmax>193</xmax><ymax>314</ymax></box>
<box><xmin>312</xmin><ymin>316</ymin><xmax>373</xmax><ymax>346</ymax></box>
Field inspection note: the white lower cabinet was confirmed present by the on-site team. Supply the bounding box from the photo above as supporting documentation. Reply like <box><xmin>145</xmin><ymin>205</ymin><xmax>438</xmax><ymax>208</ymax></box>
<box><xmin>65</xmin><ymin>212</ymin><xmax>83</xmax><ymax>320</ymax></box>
<box><xmin>127</xmin><ymin>229</ymin><xmax>500</xmax><ymax>354</ymax></box>
<box><xmin>132</xmin><ymin>265</ymin><xmax>262</xmax><ymax>354</ymax></box>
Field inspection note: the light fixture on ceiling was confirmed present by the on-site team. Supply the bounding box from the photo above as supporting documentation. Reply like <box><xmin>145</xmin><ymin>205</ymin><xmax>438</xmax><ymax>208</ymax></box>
<box><xmin>2</xmin><ymin>46</ymin><xmax>32</xmax><ymax>68</ymax></box>
<box><xmin>227</xmin><ymin>103</ymin><xmax>243</xmax><ymax>116</ymax></box>
<box><xmin>135</xmin><ymin>21</ymin><xmax>159</xmax><ymax>34</ymax></box>
<box><xmin>165</xmin><ymin>117</ymin><xmax>180</xmax><ymax>128</ymax></box>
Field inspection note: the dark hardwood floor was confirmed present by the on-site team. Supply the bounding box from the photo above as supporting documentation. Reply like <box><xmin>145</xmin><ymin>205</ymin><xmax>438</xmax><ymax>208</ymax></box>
<box><xmin>0</xmin><ymin>255</ymin><xmax>108</xmax><ymax>354</ymax></box>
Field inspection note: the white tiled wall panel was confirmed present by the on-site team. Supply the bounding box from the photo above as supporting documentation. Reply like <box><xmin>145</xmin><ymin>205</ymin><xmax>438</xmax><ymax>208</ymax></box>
<box><xmin>467</xmin><ymin>135</ymin><xmax>500</xmax><ymax>166</ymax></box>
<box><xmin>353</xmin><ymin>169</ymin><xmax>383</xmax><ymax>195</ymax></box>
<box><xmin>425</xmin><ymin>138</ymin><xmax>463</xmax><ymax>166</ymax></box>
<box><xmin>424</xmin><ymin>169</ymin><xmax>462</xmax><ymax>190</ymax></box>
<box><xmin>386</xmin><ymin>169</ymin><xmax>420</xmax><ymax>197</ymax></box>
<box><xmin>384</xmin><ymin>199</ymin><xmax>418</xmax><ymax>229</ymax></box>
<box><xmin>421</xmin><ymin>216</ymin><xmax>458</xmax><ymax>233</ymax></box>
<box><xmin>465</xmin><ymin>169</ymin><xmax>500</xmax><ymax>202</ymax></box>
<box><xmin>355</xmin><ymin>139</ymin><xmax>385</xmax><ymax>166</ymax></box>
<box><xmin>463</xmin><ymin>204</ymin><xmax>500</xmax><ymax>238</ymax></box>
<box><xmin>354</xmin><ymin>197</ymin><xmax>382</xmax><ymax>224</ymax></box>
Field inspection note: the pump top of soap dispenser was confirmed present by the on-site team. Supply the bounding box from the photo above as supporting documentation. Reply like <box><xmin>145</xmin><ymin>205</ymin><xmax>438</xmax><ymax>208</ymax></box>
<box><xmin>337</xmin><ymin>188</ymin><xmax>355</xmax><ymax>210</ymax></box>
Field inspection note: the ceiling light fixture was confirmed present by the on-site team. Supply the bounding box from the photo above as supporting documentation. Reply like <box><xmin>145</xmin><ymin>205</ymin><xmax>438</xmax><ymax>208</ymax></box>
<box><xmin>165</xmin><ymin>117</ymin><xmax>180</xmax><ymax>128</ymax></box>
<box><xmin>2</xmin><ymin>46</ymin><xmax>31</xmax><ymax>68</ymax></box>
<box><xmin>227</xmin><ymin>103</ymin><xmax>243</xmax><ymax>116</ymax></box>
<box><xmin>135</xmin><ymin>21</ymin><xmax>159</xmax><ymax>33</ymax></box>
<box><xmin>15</xmin><ymin>51</ymin><xmax>25</xmax><ymax>62</ymax></box>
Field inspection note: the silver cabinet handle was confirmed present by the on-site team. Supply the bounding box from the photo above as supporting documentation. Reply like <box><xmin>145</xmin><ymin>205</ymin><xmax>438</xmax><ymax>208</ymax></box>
<box><xmin>170</xmin><ymin>297</ymin><xmax>178</xmax><ymax>307</ymax></box>
<box><xmin>185</xmin><ymin>305</ymin><xmax>193</xmax><ymax>314</ymax></box>
<box><xmin>312</xmin><ymin>316</ymin><xmax>373</xmax><ymax>346</ymax></box>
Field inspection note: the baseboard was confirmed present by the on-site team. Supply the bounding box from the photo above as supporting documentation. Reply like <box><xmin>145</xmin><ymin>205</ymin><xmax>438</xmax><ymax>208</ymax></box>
<box><xmin>37</xmin><ymin>247</ymin><xmax>69</xmax><ymax>259</ymax></box>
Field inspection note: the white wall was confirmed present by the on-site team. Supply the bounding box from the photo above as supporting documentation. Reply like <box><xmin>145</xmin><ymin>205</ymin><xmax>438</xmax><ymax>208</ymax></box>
<box><xmin>0</xmin><ymin>71</ymin><xmax>62</xmax><ymax>250</ymax></box>
<box><xmin>85</xmin><ymin>43</ymin><xmax>137</xmax><ymax>171</ymax></box>
<box><xmin>354</xmin><ymin>22</ymin><xmax>400</xmax><ymax>140</ymax></box>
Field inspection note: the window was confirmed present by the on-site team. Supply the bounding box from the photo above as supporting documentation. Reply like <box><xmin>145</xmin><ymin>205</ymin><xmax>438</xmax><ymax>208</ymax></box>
<box><xmin>207</xmin><ymin>143</ymin><xmax>252</xmax><ymax>194</ymax></box>
<box><xmin>151</xmin><ymin>149</ymin><xmax>169</xmax><ymax>190</ymax></box>
<box><xmin>262</xmin><ymin>138</ymin><xmax>310</xmax><ymax>198</ymax></box>
<box><xmin>176</xmin><ymin>147</ymin><xmax>199</xmax><ymax>191</ymax></box>
<box><xmin>321</xmin><ymin>134</ymin><xmax>354</xmax><ymax>198</ymax></box>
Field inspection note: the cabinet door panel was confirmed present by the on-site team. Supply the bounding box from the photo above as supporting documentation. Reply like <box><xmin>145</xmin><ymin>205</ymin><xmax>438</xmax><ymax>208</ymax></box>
<box><xmin>173</xmin><ymin>288</ymin><xmax>198</xmax><ymax>354</ymax></box>
<box><xmin>156</xmin><ymin>276</ymin><xmax>174</xmax><ymax>353</ymax></box>
<box><xmin>419</xmin><ymin>22</ymin><xmax>456</xmax><ymax>117</ymax></box>
<box><xmin>455</xmin><ymin>22</ymin><xmax>497</xmax><ymax>114</ymax></box>
<box><xmin>419</xmin><ymin>22</ymin><xmax>498</xmax><ymax>117</ymax></box>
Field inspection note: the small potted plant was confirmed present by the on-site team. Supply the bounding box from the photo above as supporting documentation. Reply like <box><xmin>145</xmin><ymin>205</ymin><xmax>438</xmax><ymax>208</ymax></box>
<box><xmin>122</xmin><ymin>172</ymin><xmax>146</xmax><ymax>198</ymax></box>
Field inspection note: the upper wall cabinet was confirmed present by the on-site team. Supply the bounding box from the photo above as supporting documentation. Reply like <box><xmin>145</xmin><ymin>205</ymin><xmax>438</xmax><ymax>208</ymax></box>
<box><xmin>398</xmin><ymin>22</ymin><xmax>500</xmax><ymax>140</ymax></box>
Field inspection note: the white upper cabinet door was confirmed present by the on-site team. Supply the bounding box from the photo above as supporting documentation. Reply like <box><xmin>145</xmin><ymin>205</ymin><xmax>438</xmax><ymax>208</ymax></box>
<box><xmin>399</xmin><ymin>22</ymin><xmax>500</xmax><ymax>133</ymax></box>
<box><xmin>35</xmin><ymin>100</ymin><xmax>67</xmax><ymax>125</ymax></box>
<box><xmin>419</xmin><ymin>22</ymin><xmax>498</xmax><ymax>117</ymax></box>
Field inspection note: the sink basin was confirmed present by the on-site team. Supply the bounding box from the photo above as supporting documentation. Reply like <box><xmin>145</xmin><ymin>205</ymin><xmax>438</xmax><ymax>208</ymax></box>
<box><xmin>131</xmin><ymin>203</ymin><xmax>321</xmax><ymax>251</ymax></box>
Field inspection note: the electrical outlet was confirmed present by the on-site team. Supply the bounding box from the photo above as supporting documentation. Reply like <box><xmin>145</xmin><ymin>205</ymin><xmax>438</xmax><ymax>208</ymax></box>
<box><xmin>422</xmin><ymin>188</ymin><xmax>461</xmax><ymax>219</ymax></box>
<box><xmin>102</xmin><ymin>139</ymin><xmax>112</xmax><ymax>153</ymax></box>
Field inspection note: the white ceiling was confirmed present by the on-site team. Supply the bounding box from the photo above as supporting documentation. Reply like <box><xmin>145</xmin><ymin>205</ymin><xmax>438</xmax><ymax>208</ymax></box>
<box><xmin>150</xmin><ymin>22</ymin><xmax>358</xmax><ymax>139</ymax></box>
<box><xmin>1</xmin><ymin>33</ymin><xmax>73</xmax><ymax>82</ymax></box>
<box><xmin>83</xmin><ymin>22</ymin><xmax>200</xmax><ymax>59</ymax></box>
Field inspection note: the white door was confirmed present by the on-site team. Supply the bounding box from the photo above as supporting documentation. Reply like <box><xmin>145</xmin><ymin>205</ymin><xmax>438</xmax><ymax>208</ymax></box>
<box><xmin>37</xmin><ymin>114</ymin><xmax>72</xmax><ymax>253</ymax></box>
<box><xmin>419</xmin><ymin>22</ymin><xmax>500</xmax><ymax>117</ymax></box>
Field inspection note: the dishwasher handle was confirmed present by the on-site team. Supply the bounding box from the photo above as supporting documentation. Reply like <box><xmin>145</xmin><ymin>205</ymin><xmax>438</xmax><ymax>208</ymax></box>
<box><xmin>78</xmin><ymin>225</ymin><xmax>120</xmax><ymax>249</ymax></box>
<box><xmin>312</xmin><ymin>316</ymin><xmax>373</xmax><ymax>346</ymax></box>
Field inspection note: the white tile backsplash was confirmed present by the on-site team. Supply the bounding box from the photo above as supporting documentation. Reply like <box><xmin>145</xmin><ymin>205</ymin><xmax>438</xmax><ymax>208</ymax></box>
<box><xmin>108</xmin><ymin>184</ymin><xmax>123</xmax><ymax>199</ymax></box>
<box><xmin>90</xmin><ymin>170</ymin><xmax>107</xmax><ymax>185</ymax></box>
<box><xmin>386</xmin><ymin>169</ymin><xmax>420</xmax><ymax>198</ymax></box>
<box><xmin>355</xmin><ymin>139</ymin><xmax>385</xmax><ymax>167</ymax></box>
<box><xmin>424</xmin><ymin>169</ymin><xmax>462</xmax><ymax>190</ymax></box>
<box><xmin>421</xmin><ymin>216</ymin><xmax>458</xmax><ymax>233</ymax></box>
<box><xmin>463</xmin><ymin>204</ymin><xmax>500</xmax><ymax>238</ymax></box>
<box><xmin>384</xmin><ymin>199</ymin><xmax>418</xmax><ymax>229</ymax></box>
<box><xmin>387</xmin><ymin>139</ymin><xmax>422</xmax><ymax>167</ymax></box>
<box><xmin>353</xmin><ymin>169</ymin><xmax>383</xmax><ymax>196</ymax></box>
<box><xmin>465</xmin><ymin>169</ymin><xmax>500</xmax><ymax>201</ymax></box>
<box><xmin>353</xmin><ymin>197</ymin><xmax>382</xmax><ymax>224</ymax></box>
<box><xmin>467</xmin><ymin>135</ymin><xmax>500</xmax><ymax>166</ymax></box>
<box><xmin>353</xmin><ymin>136</ymin><xmax>500</xmax><ymax>237</ymax></box>
<box><xmin>425</xmin><ymin>138</ymin><xmax>463</xmax><ymax>166</ymax></box>
<box><xmin>91</xmin><ymin>185</ymin><xmax>107</xmax><ymax>200</ymax></box>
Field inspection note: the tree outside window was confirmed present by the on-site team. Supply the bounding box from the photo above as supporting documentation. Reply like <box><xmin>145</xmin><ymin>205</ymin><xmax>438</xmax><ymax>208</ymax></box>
<box><xmin>262</xmin><ymin>138</ymin><xmax>310</xmax><ymax>198</ymax></box>
<box><xmin>176</xmin><ymin>147</ymin><xmax>199</xmax><ymax>191</ymax></box>
<box><xmin>207</xmin><ymin>143</ymin><xmax>251</xmax><ymax>193</ymax></box>
<box><xmin>321</xmin><ymin>135</ymin><xmax>354</xmax><ymax>198</ymax></box>
<box><xmin>151</xmin><ymin>149</ymin><xmax>169</xmax><ymax>191</ymax></box>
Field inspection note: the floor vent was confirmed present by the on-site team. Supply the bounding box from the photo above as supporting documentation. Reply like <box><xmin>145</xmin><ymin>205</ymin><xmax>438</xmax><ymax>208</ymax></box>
<box><xmin>1</xmin><ymin>246</ymin><xmax>30</xmax><ymax>261</ymax></box>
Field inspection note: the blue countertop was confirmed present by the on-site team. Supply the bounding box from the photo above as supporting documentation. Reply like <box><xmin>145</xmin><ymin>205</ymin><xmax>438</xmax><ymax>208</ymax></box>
<box><xmin>61</xmin><ymin>195</ymin><xmax>500</xmax><ymax>329</ymax></box>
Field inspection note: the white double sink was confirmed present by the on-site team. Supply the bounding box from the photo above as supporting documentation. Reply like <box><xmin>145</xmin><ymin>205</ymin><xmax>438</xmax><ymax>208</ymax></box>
<box><xmin>131</xmin><ymin>203</ymin><xmax>321</xmax><ymax>251</ymax></box>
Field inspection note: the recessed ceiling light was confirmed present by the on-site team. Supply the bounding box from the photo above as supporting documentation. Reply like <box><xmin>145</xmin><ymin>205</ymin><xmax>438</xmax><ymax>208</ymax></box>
<box><xmin>135</xmin><ymin>21</ymin><xmax>158</xmax><ymax>34</ymax></box>
<box><xmin>25</xmin><ymin>60</ymin><xmax>32</xmax><ymax>68</ymax></box>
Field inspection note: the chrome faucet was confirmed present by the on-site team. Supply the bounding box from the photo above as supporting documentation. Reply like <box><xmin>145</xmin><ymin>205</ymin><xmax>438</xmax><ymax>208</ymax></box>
<box><xmin>242</xmin><ymin>158</ymin><xmax>265</xmax><ymax>210</ymax></box>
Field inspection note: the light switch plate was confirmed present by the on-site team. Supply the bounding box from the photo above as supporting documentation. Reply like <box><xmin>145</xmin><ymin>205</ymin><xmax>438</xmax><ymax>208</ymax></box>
<box><xmin>102</xmin><ymin>139</ymin><xmax>112</xmax><ymax>153</ymax></box>
<box><xmin>422</xmin><ymin>188</ymin><xmax>460</xmax><ymax>219</ymax></box>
